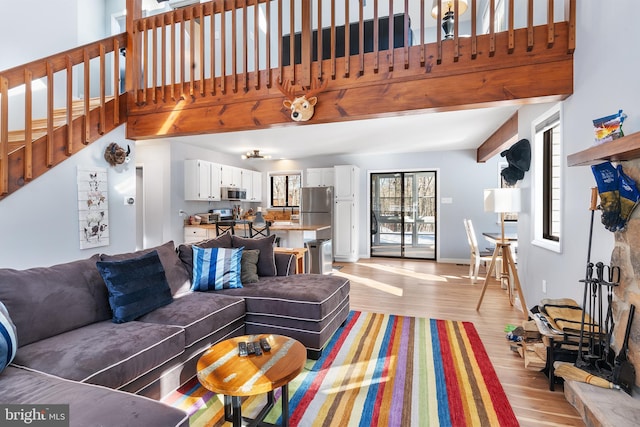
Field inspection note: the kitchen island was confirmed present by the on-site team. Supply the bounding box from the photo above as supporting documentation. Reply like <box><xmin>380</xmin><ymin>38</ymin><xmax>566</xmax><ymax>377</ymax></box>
<box><xmin>184</xmin><ymin>222</ymin><xmax>331</xmax><ymax>248</ymax></box>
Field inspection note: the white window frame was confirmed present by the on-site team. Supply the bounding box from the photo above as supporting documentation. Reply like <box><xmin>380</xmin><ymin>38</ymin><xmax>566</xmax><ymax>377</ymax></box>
<box><xmin>532</xmin><ymin>103</ymin><xmax>563</xmax><ymax>253</ymax></box>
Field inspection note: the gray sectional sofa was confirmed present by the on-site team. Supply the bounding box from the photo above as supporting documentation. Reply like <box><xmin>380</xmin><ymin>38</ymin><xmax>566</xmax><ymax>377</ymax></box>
<box><xmin>0</xmin><ymin>234</ymin><xmax>350</xmax><ymax>427</ymax></box>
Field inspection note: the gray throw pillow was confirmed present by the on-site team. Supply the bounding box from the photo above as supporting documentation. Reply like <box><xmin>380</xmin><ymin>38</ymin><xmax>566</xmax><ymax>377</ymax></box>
<box><xmin>231</xmin><ymin>234</ymin><xmax>277</xmax><ymax>277</ymax></box>
<box><xmin>241</xmin><ymin>249</ymin><xmax>260</xmax><ymax>284</ymax></box>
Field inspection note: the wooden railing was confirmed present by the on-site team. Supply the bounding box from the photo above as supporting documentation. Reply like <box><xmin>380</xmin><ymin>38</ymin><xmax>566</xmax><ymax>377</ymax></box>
<box><xmin>0</xmin><ymin>0</ymin><xmax>576</xmax><ymax>199</ymax></box>
<box><xmin>128</xmin><ymin>0</ymin><xmax>575</xmax><ymax>106</ymax></box>
<box><xmin>0</xmin><ymin>33</ymin><xmax>126</xmax><ymax>197</ymax></box>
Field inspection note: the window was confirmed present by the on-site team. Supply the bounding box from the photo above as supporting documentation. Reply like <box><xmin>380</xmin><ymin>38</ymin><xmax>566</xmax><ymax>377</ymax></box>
<box><xmin>533</xmin><ymin>104</ymin><xmax>562</xmax><ymax>252</ymax></box>
<box><xmin>270</xmin><ymin>172</ymin><xmax>301</xmax><ymax>207</ymax></box>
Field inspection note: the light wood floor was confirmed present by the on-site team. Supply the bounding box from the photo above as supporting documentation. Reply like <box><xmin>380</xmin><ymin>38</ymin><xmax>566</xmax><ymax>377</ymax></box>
<box><xmin>333</xmin><ymin>258</ymin><xmax>585</xmax><ymax>427</ymax></box>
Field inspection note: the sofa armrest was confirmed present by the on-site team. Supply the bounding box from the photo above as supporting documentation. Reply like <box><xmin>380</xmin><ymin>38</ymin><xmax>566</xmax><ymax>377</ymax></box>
<box><xmin>274</xmin><ymin>253</ymin><xmax>296</xmax><ymax>276</ymax></box>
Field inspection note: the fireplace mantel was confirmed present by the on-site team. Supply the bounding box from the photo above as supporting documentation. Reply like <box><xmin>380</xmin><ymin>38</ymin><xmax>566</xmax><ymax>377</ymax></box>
<box><xmin>567</xmin><ymin>131</ymin><xmax>640</xmax><ymax>167</ymax></box>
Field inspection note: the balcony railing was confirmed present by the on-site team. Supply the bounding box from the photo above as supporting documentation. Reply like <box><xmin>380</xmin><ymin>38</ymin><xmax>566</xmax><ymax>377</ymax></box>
<box><xmin>0</xmin><ymin>0</ymin><xmax>575</xmax><ymax>199</ymax></box>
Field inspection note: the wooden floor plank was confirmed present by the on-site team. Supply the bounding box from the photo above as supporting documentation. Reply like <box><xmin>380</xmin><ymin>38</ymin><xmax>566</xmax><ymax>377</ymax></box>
<box><xmin>335</xmin><ymin>258</ymin><xmax>584</xmax><ymax>427</ymax></box>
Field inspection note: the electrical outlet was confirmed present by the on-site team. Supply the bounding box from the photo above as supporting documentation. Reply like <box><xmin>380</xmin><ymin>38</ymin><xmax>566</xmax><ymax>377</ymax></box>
<box><xmin>542</xmin><ymin>279</ymin><xmax>547</xmax><ymax>294</ymax></box>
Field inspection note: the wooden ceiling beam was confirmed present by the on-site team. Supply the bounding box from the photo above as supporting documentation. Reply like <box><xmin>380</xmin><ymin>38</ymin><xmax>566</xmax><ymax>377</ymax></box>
<box><xmin>476</xmin><ymin>111</ymin><xmax>519</xmax><ymax>163</ymax></box>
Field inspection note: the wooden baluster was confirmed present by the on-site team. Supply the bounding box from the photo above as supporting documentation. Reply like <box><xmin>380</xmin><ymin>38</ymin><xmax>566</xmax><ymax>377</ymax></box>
<box><xmin>99</xmin><ymin>44</ymin><xmax>106</xmax><ymax>134</ymax></box>
<box><xmin>508</xmin><ymin>0</ymin><xmax>514</xmax><ymax>53</ymax></box>
<box><xmin>277</xmin><ymin>0</ymin><xmax>282</xmax><ymax>83</ymax></box>
<box><xmin>46</xmin><ymin>62</ymin><xmax>54</xmax><ymax>165</ymax></box>
<box><xmin>242</xmin><ymin>0</ymin><xmax>248</xmax><ymax>92</ymax></box>
<box><xmin>317</xmin><ymin>0</ymin><xmax>322</xmax><ymax>79</ymax></box>
<box><xmin>210</xmin><ymin>1</ymin><xmax>216</xmax><ymax>94</ymax></box>
<box><xmin>289</xmin><ymin>0</ymin><xmax>295</xmax><ymax>82</ymax></box>
<box><xmin>266</xmin><ymin>0</ymin><xmax>271</xmax><ymax>87</ymax></box>
<box><xmin>471</xmin><ymin>0</ymin><xmax>477</xmax><ymax>59</ymax></box>
<box><xmin>436</xmin><ymin>1</ymin><xmax>442</xmax><ymax>64</ymax></box>
<box><xmin>199</xmin><ymin>4</ymin><xmax>205</xmax><ymax>96</ymax></box>
<box><xmin>190</xmin><ymin>8</ymin><xmax>196</xmax><ymax>97</ymax></box>
<box><xmin>152</xmin><ymin>16</ymin><xmax>158</xmax><ymax>102</ymax></box>
<box><xmin>489</xmin><ymin>0</ymin><xmax>495</xmax><ymax>56</ymax></box>
<box><xmin>24</xmin><ymin>69</ymin><xmax>33</xmax><ymax>181</ymax></box>
<box><xmin>254</xmin><ymin>0</ymin><xmax>260</xmax><ymax>90</ymax></box>
<box><xmin>344</xmin><ymin>0</ymin><xmax>349</xmax><ymax>77</ymax></box>
<box><xmin>388</xmin><ymin>0</ymin><xmax>394</xmax><ymax>71</ymax></box>
<box><xmin>171</xmin><ymin>12</ymin><xmax>177</xmax><ymax>100</ymax></box>
<box><xmin>161</xmin><ymin>16</ymin><xmax>167</xmax><ymax>101</ymax></box>
<box><xmin>178</xmin><ymin>10</ymin><xmax>185</xmax><ymax>99</ymax></box>
<box><xmin>65</xmin><ymin>55</ymin><xmax>73</xmax><ymax>155</ymax></box>
<box><xmin>301</xmin><ymin>0</ymin><xmax>311</xmax><ymax>87</ymax></box>
<box><xmin>453</xmin><ymin>0</ymin><xmax>460</xmax><ymax>61</ymax></box>
<box><xmin>404</xmin><ymin>0</ymin><xmax>410</xmax><ymax>67</ymax></box>
<box><xmin>567</xmin><ymin>0</ymin><xmax>576</xmax><ymax>53</ymax></box>
<box><xmin>547</xmin><ymin>0</ymin><xmax>555</xmax><ymax>47</ymax></box>
<box><xmin>83</xmin><ymin>48</ymin><xmax>90</xmax><ymax>144</ymax></box>
<box><xmin>374</xmin><ymin>0</ymin><xmax>379</xmax><ymax>72</ymax></box>
<box><xmin>142</xmin><ymin>19</ymin><xmax>149</xmax><ymax>104</ymax></box>
<box><xmin>0</xmin><ymin>76</ymin><xmax>7</xmax><ymax>195</ymax></box>
<box><xmin>221</xmin><ymin>0</ymin><xmax>226</xmax><ymax>93</ymax></box>
<box><xmin>358</xmin><ymin>0</ymin><xmax>364</xmax><ymax>75</ymax></box>
<box><xmin>232</xmin><ymin>0</ymin><xmax>238</xmax><ymax>93</ymax></box>
<box><xmin>420</xmin><ymin>0</ymin><xmax>425</xmax><ymax>66</ymax></box>
<box><xmin>330</xmin><ymin>0</ymin><xmax>336</xmax><ymax>79</ymax></box>
<box><xmin>527</xmin><ymin>0</ymin><xmax>534</xmax><ymax>51</ymax></box>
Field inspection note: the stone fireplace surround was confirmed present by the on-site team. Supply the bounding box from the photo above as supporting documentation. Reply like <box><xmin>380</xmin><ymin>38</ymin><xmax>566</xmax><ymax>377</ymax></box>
<box><xmin>561</xmin><ymin>158</ymin><xmax>640</xmax><ymax>427</ymax></box>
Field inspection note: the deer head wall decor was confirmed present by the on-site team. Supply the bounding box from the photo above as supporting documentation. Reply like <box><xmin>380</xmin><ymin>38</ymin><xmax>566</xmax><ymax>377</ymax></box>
<box><xmin>276</xmin><ymin>78</ymin><xmax>328</xmax><ymax>122</ymax></box>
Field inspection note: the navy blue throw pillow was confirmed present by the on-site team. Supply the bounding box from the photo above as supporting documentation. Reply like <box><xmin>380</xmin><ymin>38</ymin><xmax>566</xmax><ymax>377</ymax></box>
<box><xmin>96</xmin><ymin>250</ymin><xmax>173</xmax><ymax>323</ymax></box>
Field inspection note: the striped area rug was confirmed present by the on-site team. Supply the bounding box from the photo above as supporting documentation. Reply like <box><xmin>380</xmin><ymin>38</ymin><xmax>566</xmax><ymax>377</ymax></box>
<box><xmin>162</xmin><ymin>311</ymin><xmax>519</xmax><ymax>426</ymax></box>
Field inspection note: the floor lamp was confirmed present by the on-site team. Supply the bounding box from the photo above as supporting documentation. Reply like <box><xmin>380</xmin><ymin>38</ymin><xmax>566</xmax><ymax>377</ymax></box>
<box><xmin>476</xmin><ymin>188</ymin><xmax>528</xmax><ymax>319</ymax></box>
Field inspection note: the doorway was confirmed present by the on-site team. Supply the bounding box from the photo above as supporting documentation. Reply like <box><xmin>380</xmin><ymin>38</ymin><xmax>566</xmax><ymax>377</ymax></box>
<box><xmin>370</xmin><ymin>171</ymin><xmax>437</xmax><ymax>259</ymax></box>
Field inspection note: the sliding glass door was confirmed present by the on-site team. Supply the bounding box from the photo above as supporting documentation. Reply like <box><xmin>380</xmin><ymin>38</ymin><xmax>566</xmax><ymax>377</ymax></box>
<box><xmin>370</xmin><ymin>171</ymin><xmax>436</xmax><ymax>259</ymax></box>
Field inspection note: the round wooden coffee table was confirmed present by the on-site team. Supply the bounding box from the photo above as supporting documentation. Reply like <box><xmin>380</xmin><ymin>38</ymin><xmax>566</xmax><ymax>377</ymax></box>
<box><xmin>197</xmin><ymin>334</ymin><xmax>306</xmax><ymax>427</ymax></box>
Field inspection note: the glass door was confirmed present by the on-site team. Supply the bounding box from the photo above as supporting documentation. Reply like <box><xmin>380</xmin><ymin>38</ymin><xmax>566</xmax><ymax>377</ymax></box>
<box><xmin>370</xmin><ymin>171</ymin><xmax>436</xmax><ymax>259</ymax></box>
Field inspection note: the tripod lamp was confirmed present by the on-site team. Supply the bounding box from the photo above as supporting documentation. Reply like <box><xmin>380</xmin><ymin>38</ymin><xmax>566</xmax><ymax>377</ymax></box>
<box><xmin>476</xmin><ymin>188</ymin><xmax>528</xmax><ymax>319</ymax></box>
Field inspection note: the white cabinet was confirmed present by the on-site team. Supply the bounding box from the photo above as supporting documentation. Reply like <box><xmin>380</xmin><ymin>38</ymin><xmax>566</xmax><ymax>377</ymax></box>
<box><xmin>334</xmin><ymin>165</ymin><xmax>357</xmax><ymax>198</ymax></box>
<box><xmin>220</xmin><ymin>165</ymin><xmax>243</xmax><ymax>187</ymax></box>
<box><xmin>184</xmin><ymin>226</ymin><xmax>210</xmax><ymax>243</ymax></box>
<box><xmin>184</xmin><ymin>160</ymin><xmax>221</xmax><ymax>201</ymax></box>
<box><xmin>306</xmin><ymin>167</ymin><xmax>334</xmax><ymax>187</ymax></box>
<box><xmin>241</xmin><ymin>170</ymin><xmax>263</xmax><ymax>202</ymax></box>
<box><xmin>333</xmin><ymin>165</ymin><xmax>360</xmax><ymax>262</ymax></box>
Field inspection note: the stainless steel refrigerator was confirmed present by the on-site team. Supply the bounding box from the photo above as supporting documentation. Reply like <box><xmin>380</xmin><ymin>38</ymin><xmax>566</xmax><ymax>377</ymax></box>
<box><xmin>301</xmin><ymin>186</ymin><xmax>334</xmax><ymax>274</ymax></box>
<box><xmin>300</xmin><ymin>186</ymin><xmax>333</xmax><ymax>227</ymax></box>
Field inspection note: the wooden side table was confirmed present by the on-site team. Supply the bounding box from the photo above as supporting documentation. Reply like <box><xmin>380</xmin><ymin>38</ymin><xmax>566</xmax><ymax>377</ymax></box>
<box><xmin>274</xmin><ymin>247</ymin><xmax>308</xmax><ymax>274</ymax></box>
<box><xmin>197</xmin><ymin>334</ymin><xmax>306</xmax><ymax>427</ymax></box>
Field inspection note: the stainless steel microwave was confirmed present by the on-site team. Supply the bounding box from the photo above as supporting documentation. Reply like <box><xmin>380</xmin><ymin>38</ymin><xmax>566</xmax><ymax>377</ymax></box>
<box><xmin>221</xmin><ymin>187</ymin><xmax>247</xmax><ymax>200</ymax></box>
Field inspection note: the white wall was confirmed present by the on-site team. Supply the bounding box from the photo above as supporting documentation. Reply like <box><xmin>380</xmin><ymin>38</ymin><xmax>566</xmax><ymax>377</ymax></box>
<box><xmin>516</xmin><ymin>0</ymin><xmax>640</xmax><ymax>309</ymax></box>
<box><xmin>0</xmin><ymin>126</ymin><xmax>137</xmax><ymax>269</ymax></box>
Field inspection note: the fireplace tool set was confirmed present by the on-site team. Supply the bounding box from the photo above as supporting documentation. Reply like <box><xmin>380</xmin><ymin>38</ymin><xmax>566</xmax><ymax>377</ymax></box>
<box><xmin>573</xmin><ymin>187</ymin><xmax>635</xmax><ymax>394</ymax></box>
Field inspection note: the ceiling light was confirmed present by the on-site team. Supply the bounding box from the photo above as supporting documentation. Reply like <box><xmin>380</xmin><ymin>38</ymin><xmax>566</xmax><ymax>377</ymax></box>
<box><xmin>242</xmin><ymin>150</ymin><xmax>271</xmax><ymax>160</ymax></box>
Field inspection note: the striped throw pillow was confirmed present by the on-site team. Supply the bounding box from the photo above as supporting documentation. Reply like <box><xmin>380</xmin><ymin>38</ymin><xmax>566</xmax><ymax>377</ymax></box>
<box><xmin>1</xmin><ymin>301</ymin><xmax>17</xmax><ymax>373</ymax></box>
<box><xmin>191</xmin><ymin>246</ymin><xmax>244</xmax><ymax>291</ymax></box>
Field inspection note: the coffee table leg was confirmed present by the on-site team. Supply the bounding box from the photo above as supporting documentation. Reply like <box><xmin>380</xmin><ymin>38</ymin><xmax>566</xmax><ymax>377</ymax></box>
<box><xmin>224</xmin><ymin>395</ymin><xmax>232</xmax><ymax>422</ymax></box>
<box><xmin>281</xmin><ymin>384</ymin><xmax>290</xmax><ymax>427</ymax></box>
<box><xmin>231</xmin><ymin>396</ymin><xmax>242</xmax><ymax>427</ymax></box>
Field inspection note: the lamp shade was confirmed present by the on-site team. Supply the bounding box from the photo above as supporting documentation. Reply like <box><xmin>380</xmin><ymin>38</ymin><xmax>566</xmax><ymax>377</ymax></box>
<box><xmin>431</xmin><ymin>0</ymin><xmax>469</xmax><ymax>19</ymax></box>
<box><xmin>484</xmin><ymin>188</ymin><xmax>521</xmax><ymax>214</ymax></box>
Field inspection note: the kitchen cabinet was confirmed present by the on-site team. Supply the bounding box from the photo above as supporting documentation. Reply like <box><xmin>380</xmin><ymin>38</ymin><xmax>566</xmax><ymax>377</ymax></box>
<box><xmin>184</xmin><ymin>226</ymin><xmax>211</xmax><ymax>243</ymax></box>
<box><xmin>241</xmin><ymin>170</ymin><xmax>263</xmax><ymax>202</ymax></box>
<box><xmin>306</xmin><ymin>167</ymin><xmax>334</xmax><ymax>187</ymax></box>
<box><xmin>334</xmin><ymin>165</ymin><xmax>358</xmax><ymax>199</ymax></box>
<box><xmin>220</xmin><ymin>165</ymin><xmax>243</xmax><ymax>187</ymax></box>
<box><xmin>184</xmin><ymin>160</ymin><xmax>221</xmax><ymax>201</ymax></box>
<box><xmin>333</xmin><ymin>165</ymin><xmax>360</xmax><ymax>262</ymax></box>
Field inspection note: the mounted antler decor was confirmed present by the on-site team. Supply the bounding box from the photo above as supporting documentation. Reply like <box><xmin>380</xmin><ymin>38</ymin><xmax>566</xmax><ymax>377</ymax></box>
<box><xmin>276</xmin><ymin>78</ymin><xmax>328</xmax><ymax>122</ymax></box>
<box><xmin>104</xmin><ymin>143</ymin><xmax>131</xmax><ymax>167</ymax></box>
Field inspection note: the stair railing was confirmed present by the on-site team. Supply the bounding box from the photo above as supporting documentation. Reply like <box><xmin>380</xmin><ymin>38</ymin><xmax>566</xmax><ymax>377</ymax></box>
<box><xmin>0</xmin><ymin>33</ymin><xmax>127</xmax><ymax>197</ymax></box>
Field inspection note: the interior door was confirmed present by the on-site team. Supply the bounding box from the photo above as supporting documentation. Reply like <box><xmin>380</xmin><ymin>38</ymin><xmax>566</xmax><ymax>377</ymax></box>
<box><xmin>370</xmin><ymin>171</ymin><xmax>436</xmax><ymax>259</ymax></box>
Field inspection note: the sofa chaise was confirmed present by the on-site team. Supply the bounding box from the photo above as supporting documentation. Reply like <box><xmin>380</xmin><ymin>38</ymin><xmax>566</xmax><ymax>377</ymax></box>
<box><xmin>0</xmin><ymin>234</ymin><xmax>350</xmax><ymax>427</ymax></box>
